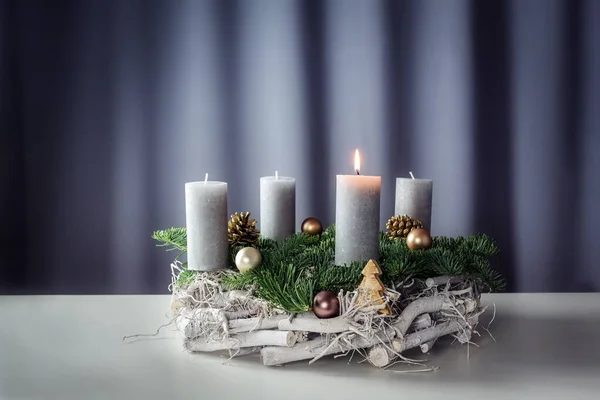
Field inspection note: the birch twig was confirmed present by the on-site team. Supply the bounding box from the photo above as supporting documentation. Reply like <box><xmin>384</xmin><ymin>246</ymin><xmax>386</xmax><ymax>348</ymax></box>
<box><xmin>229</xmin><ymin>315</ymin><xmax>288</xmax><ymax>333</ymax></box>
<box><xmin>278</xmin><ymin>312</ymin><xmax>354</xmax><ymax>334</ymax></box>
<box><xmin>392</xmin><ymin>316</ymin><xmax>478</xmax><ymax>353</ymax></box>
<box><xmin>186</xmin><ymin>330</ymin><xmax>296</xmax><ymax>352</ymax></box>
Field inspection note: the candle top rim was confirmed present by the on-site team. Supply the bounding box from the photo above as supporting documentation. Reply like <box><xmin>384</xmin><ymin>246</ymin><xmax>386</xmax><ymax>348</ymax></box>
<box><xmin>186</xmin><ymin>181</ymin><xmax>227</xmax><ymax>186</ymax></box>
<box><xmin>396</xmin><ymin>177</ymin><xmax>433</xmax><ymax>182</ymax></box>
<box><xmin>261</xmin><ymin>176</ymin><xmax>296</xmax><ymax>181</ymax></box>
<box><xmin>336</xmin><ymin>174</ymin><xmax>381</xmax><ymax>178</ymax></box>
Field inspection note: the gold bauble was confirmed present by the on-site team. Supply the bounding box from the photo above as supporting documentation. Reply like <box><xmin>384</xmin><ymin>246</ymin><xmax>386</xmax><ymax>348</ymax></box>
<box><xmin>234</xmin><ymin>247</ymin><xmax>262</xmax><ymax>274</ymax></box>
<box><xmin>301</xmin><ymin>217</ymin><xmax>323</xmax><ymax>236</ymax></box>
<box><xmin>406</xmin><ymin>228</ymin><xmax>432</xmax><ymax>250</ymax></box>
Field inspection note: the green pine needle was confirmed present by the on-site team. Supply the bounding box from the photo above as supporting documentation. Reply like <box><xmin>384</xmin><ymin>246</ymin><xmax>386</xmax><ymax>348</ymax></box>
<box><xmin>153</xmin><ymin>228</ymin><xmax>187</xmax><ymax>250</ymax></box>
<box><xmin>175</xmin><ymin>268</ymin><xmax>197</xmax><ymax>288</ymax></box>
<box><xmin>222</xmin><ymin>270</ymin><xmax>257</xmax><ymax>290</ymax></box>
<box><xmin>154</xmin><ymin>226</ymin><xmax>506</xmax><ymax>313</ymax></box>
<box><xmin>152</xmin><ymin>228</ymin><xmax>187</xmax><ymax>260</ymax></box>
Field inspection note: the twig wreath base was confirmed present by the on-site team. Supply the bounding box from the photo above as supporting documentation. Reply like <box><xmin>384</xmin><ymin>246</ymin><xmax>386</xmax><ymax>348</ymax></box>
<box><xmin>171</xmin><ymin>265</ymin><xmax>485</xmax><ymax>368</ymax></box>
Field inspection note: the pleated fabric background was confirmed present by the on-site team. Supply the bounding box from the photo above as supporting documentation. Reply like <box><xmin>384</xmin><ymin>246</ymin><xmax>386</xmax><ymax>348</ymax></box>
<box><xmin>1</xmin><ymin>0</ymin><xmax>599</xmax><ymax>293</ymax></box>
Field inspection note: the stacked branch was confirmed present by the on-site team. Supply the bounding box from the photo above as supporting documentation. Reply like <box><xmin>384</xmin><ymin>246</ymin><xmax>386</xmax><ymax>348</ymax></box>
<box><xmin>260</xmin><ymin>292</ymin><xmax>480</xmax><ymax>366</ymax></box>
<box><xmin>176</xmin><ymin>273</ymin><xmax>483</xmax><ymax>366</ymax></box>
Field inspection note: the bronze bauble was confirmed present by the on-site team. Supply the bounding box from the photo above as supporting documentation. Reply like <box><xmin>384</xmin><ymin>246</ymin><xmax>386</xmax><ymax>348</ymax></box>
<box><xmin>234</xmin><ymin>247</ymin><xmax>262</xmax><ymax>274</ymax></box>
<box><xmin>313</xmin><ymin>291</ymin><xmax>340</xmax><ymax>319</ymax></box>
<box><xmin>301</xmin><ymin>217</ymin><xmax>323</xmax><ymax>236</ymax></box>
<box><xmin>406</xmin><ymin>228</ymin><xmax>432</xmax><ymax>250</ymax></box>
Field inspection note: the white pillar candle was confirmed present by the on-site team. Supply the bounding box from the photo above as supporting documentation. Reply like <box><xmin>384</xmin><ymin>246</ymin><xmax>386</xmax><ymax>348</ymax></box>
<box><xmin>394</xmin><ymin>172</ymin><xmax>433</xmax><ymax>231</ymax></box>
<box><xmin>185</xmin><ymin>175</ymin><xmax>229</xmax><ymax>271</ymax></box>
<box><xmin>335</xmin><ymin>150</ymin><xmax>381</xmax><ymax>266</ymax></box>
<box><xmin>260</xmin><ymin>171</ymin><xmax>296</xmax><ymax>241</ymax></box>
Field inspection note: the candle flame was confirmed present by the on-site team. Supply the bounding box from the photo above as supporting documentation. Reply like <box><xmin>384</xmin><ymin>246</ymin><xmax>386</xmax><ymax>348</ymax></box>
<box><xmin>354</xmin><ymin>149</ymin><xmax>360</xmax><ymax>175</ymax></box>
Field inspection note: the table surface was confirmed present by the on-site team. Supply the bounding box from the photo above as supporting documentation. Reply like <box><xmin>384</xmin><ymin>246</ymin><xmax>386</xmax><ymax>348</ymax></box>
<box><xmin>1</xmin><ymin>294</ymin><xmax>599</xmax><ymax>400</ymax></box>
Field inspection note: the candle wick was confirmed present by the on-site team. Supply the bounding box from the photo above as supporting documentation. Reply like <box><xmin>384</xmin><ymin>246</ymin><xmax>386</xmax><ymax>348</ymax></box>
<box><xmin>275</xmin><ymin>170</ymin><xmax>279</xmax><ymax>180</ymax></box>
<box><xmin>204</xmin><ymin>173</ymin><xmax>208</xmax><ymax>184</ymax></box>
<box><xmin>409</xmin><ymin>171</ymin><xmax>415</xmax><ymax>180</ymax></box>
<box><xmin>356</xmin><ymin>169</ymin><xmax>360</xmax><ymax>176</ymax></box>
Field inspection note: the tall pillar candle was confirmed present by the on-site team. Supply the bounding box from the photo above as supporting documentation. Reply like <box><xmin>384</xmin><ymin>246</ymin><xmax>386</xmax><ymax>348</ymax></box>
<box><xmin>335</xmin><ymin>151</ymin><xmax>381</xmax><ymax>265</ymax></box>
<box><xmin>394</xmin><ymin>177</ymin><xmax>433</xmax><ymax>231</ymax></box>
<box><xmin>260</xmin><ymin>173</ymin><xmax>296</xmax><ymax>241</ymax></box>
<box><xmin>185</xmin><ymin>180</ymin><xmax>228</xmax><ymax>271</ymax></box>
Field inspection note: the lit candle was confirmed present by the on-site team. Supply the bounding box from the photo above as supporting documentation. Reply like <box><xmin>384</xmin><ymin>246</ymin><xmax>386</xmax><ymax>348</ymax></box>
<box><xmin>335</xmin><ymin>150</ymin><xmax>381</xmax><ymax>265</ymax></box>
<box><xmin>395</xmin><ymin>171</ymin><xmax>433</xmax><ymax>231</ymax></box>
<box><xmin>185</xmin><ymin>174</ymin><xmax>229</xmax><ymax>271</ymax></box>
<box><xmin>260</xmin><ymin>171</ymin><xmax>296</xmax><ymax>241</ymax></box>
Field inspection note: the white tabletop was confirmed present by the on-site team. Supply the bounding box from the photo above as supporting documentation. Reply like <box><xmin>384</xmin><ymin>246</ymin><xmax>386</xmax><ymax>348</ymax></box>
<box><xmin>1</xmin><ymin>294</ymin><xmax>599</xmax><ymax>400</ymax></box>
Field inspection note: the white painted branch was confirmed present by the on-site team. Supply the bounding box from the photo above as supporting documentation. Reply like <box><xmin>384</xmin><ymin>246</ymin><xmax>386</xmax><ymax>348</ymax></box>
<box><xmin>229</xmin><ymin>315</ymin><xmax>288</xmax><ymax>333</ymax></box>
<box><xmin>261</xmin><ymin>327</ymin><xmax>395</xmax><ymax>366</ymax></box>
<box><xmin>408</xmin><ymin>313</ymin><xmax>432</xmax><ymax>332</ymax></box>
<box><xmin>278</xmin><ymin>312</ymin><xmax>353</xmax><ymax>333</ymax></box>
<box><xmin>261</xmin><ymin>311</ymin><xmax>479</xmax><ymax>366</ymax></box>
<box><xmin>420</xmin><ymin>339</ymin><xmax>436</xmax><ymax>353</ymax></box>
<box><xmin>464</xmin><ymin>298</ymin><xmax>478</xmax><ymax>314</ymax></box>
<box><xmin>425</xmin><ymin>276</ymin><xmax>463</xmax><ymax>288</ymax></box>
<box><xmin>392</xmin><ymin>316</ymin><xmax>478</xmax><ymax>353</ymax></box>
<box><xmin>175</xmin><ymin>316</ymin><xmax>208</xmax><ymax>339</ymax></box>
<box><xmin>394</xmin><ymin>296</ymin><xmax>451</xmax><ymax>336</ymax></box>
<box><xmin>448</xmin><ymin>287</ymin><xmax>473</xmax><ymax>296</ymax></box>
<box><xmin>368</xmin><ymin>345</ymin><xmax>394</xmax><ymax>368</ymax></box>
<box><xmin>261</xmin><ymin>315</ymin><xmax>476</xmax><ymax>367</ymax></box>
<box><xmin>224</xmin><ymin>310</ymin><xmax>252</xmax><ymax>319</ymax></box>
<box><xmin>186</xmin><ymin>330</ymin><xmax>296</xmax><ymax>352</ymax></box>
<box><xmin>454</xmin><ymin>327</ymin><xmax>472</xmax><ymax>344</ymax></box>
<box><xmin>228</xmin><ymin>347</ymin><xmax>261</xmax><ymax>358</ymax></box>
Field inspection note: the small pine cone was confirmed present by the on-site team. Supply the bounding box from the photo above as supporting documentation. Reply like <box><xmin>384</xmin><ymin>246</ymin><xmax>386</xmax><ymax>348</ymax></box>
<box><xmin>228</xmin><ymin>212</ymin><xmax>260</xmax><ymax>245</ymax></box>
<box><xmin>386</xmin><ymin>214</ymin><xmax>423</xmax><ymax>239</ymax></box>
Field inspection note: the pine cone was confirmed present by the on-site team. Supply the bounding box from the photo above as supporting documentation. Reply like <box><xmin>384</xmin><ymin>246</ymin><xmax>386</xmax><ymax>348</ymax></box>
<box><xmin>386</xmin><ymin>214</ymin><xmax>423</xmax><ymax>239</ymax></box>
<box><xmin>228</xmin><ymin>212</ymin><xmax>260</xmax><ymax>245</ymax></box>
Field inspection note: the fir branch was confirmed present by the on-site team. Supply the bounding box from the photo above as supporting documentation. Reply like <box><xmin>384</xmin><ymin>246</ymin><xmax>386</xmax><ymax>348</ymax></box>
<box><xmin>462</xmin><ymin>234</ymin><xmax>500</xmax><ymax>257</ymax></box>
<box><xmin>222</xmin><ymin>270</ymin><xmax>257</xmax><ymax>290</ymax></box>
<box><xmin>469</xmin><ymin>254</ymin><xmax>506</xmax><ymax>292</ymax></box>
<box><xmin>156</xmin><ymin>224</ymin><xmax>506</xmax><ymax>312</ymax></box>
<box><xmin>314</xmin><ymin>262</ymin><xmax>363</xmax><ymax>293</ymax></box>
<box><xmin>176</xmin><ymin>268</ymin><xmax>197</xmax><ymax>288</ymax></box>
<box><xmin>425</xmin><ymin>249</ymin><xmax>464</xmax><ymax>276</ymax></box>
<box><xmin>254</xmin><ymin>262</ymin><xmax>314</xmax><ymax>313</ymax></box>
<box><xmin>153</xmin><ymin>228</ymin><xmax>187</xmax><ymax>252</ymax></box>
<box><xmin>153</xmin><ymin>228</ymin><xmax>187</xmax><ymax>261</ymax></box>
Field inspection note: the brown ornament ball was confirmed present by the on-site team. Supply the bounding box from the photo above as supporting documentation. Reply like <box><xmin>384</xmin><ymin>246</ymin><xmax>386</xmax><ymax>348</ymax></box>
<box><xmin>406</xmin><ymin>228</ymin><xmax>432</xmax><ymax>250</ymax></box>
<box><xmin>301</xmin><ymin>217</ymin><xmax>323</xmax><ymax>236</ymax></box>
<box><xmin>313</xmin><ymin>291</ymin><xmax>340</xmax><ymax>319</ymax></box>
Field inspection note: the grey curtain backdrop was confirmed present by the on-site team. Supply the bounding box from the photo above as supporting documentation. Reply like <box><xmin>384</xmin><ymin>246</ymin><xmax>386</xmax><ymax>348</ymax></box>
<box><xmin>1</xmin><ymin>0</ymin><xmax>599</xmax><ymax>294</ymax></box>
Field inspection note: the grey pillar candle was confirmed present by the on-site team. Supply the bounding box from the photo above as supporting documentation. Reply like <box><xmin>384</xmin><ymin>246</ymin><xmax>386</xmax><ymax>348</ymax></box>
<box><xmin>335</xmin><ymin>171</ymin><xmax>381</xmax><ymax>266</ymax></box>
<box><xmin>394</xmin><ymin>175</ymin><xmax>433</xmax><ymax>231</ymax></box>
<box><xmin>185</xmin><ymin>179</ymin><xmax>228</xmax><ymax>271</ymax></box>
<box><xmin>260</xmin><ymin>173</ymin><xmax>296</xmax><ymax>241</ymax></box>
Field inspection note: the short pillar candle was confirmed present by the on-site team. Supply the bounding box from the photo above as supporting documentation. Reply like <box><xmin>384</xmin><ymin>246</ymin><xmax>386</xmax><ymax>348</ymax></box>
<box><xmin>260</xmin><ymin>172</ymin><xmax>296</xmax><ymax>241</ymax></box>
<box><xmin>185</xmin><ymin>177</ymin><xmax>229</xmax><ymax>271</ymax></box>
<box><xmin>394</xmin><ymin>175</ymin><xmax>433</xmax><ymax>231</ymax></box>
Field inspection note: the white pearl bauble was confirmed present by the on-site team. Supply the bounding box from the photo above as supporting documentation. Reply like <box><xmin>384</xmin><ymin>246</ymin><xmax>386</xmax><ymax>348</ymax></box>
<box><xmin>234</xmin><ymin>247</ymin><xmax>262</xmax><ymax>274</ymax></box>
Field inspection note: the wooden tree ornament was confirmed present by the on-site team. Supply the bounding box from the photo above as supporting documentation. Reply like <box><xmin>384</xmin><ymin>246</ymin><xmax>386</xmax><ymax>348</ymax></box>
<box><xmin>355</xmin><ymin>259</ymin><xmax>391</xmax><ymax>314</ymax></box>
